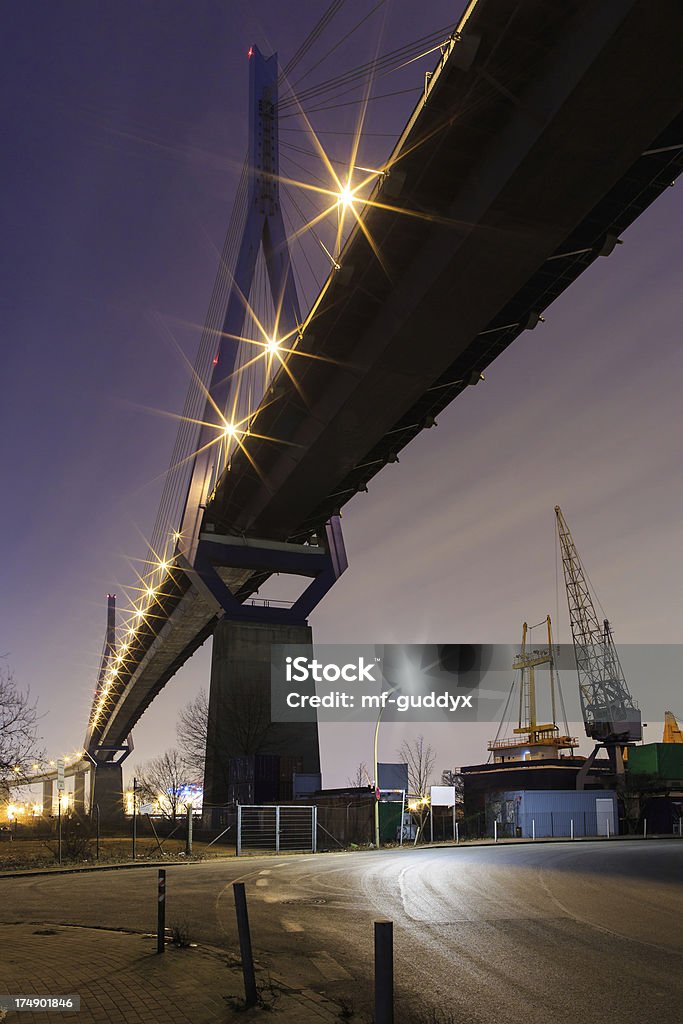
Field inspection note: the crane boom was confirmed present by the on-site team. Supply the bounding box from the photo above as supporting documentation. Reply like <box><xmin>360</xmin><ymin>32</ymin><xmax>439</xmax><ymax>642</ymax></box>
<box><xmin>555</xmin><ymin>506</ymin><xmax>641</xmax><ymax>745</ymax></box>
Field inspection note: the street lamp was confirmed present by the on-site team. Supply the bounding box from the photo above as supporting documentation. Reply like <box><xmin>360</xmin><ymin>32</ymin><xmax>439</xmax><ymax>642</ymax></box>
<box><xmin>373</xmin><ymin>686</ymin><xmax>398</xmax><ymax>849</ymax></box>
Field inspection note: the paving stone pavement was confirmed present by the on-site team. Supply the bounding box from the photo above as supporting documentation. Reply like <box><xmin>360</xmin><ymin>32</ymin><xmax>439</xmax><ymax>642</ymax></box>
<box><xmin>0</xmin><ymin>923</ymin><xmax>342</xmax><ymax>1022</ymax></box>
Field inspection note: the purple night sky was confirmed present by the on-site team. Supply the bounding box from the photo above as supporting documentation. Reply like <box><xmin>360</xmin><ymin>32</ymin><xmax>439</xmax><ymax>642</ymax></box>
<box><xmin>2</xmin><ymin>2</ymin><xmax>682</xmax><ymax>792</ymax></box>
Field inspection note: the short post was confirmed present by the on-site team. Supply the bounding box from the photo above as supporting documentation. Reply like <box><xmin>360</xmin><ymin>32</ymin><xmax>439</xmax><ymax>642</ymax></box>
<box><xmin>57</xmin><ymin>799</ymin><xmax>62</xmax><ymax>865</ymax></box>
<box><xmin>643</xmin><ymin>818</ymin><xmax>647</xmax><ymax>840</ymax></box>
<box><xmin>374</xmin><ymin>920</ymin><xmax>394</xmax><ymax>1024</ymax></box>
<box><xmin>494</xmin><ymin>819</ymin><xmax>497</xmax><ymax>843</ymax></box>
<box><xmin>233</xmin><ymin>883</ymin><xmax>257</xmax><ymax>1008</ymax></box>
<box><xmin>679</xmin><ymin>817</ymin><xmax>682</xmax><ymax>838</ymax></box>
<box><xmin>185</xmin><ymin>804</ymin><xmax>193</xmax><ymax>857</ymax></box>
<box><xmin>157</xmin><ymin>869</ymin><xmax>166</xmax><ymax>954</ymax></box>
<box><xmin>570</xmin><ymin>818</ymin><xmax>574</xmax><ymax>842</ymax></box>
<box><xmin>606</xmin><ymin>817</ymin><xmax>611</xmax><ymax>839</ymax></box>
<box><xmin>132</xmin><ymin>777</ymin><xmax>137</xmax><ymax>859</ymax></box>
<box><xmin>455</xmin><ymin>821</ymin><xmax>460</xmax><ymax>845</ymax></box>
<box><xmin>532</xmin><ymin>819</ymin><xmax>536</xmax><ymax>842</ymax></box>
<box><xmin>236</xmin><ymin>805</ymin><xmax>242</xmax><ymax>857</ymax></box>
<box><xmin>399</xmin><ymin>791</ymin><xmax>405</xmax><ymax>847</ymax></box>
<box><xmin>95</xmin><ymin>803</ymin><xmax>100</xmax><ymax>860</ymax></box>
<box><xmin>452</xmin><ymin>804</ymin><xmax>456</xmax><ymax>843</ymax></box>
<box><xmin>429</xmin><ymin>806</ymin><xmax>433</xmax><ymax>844</ymax></box>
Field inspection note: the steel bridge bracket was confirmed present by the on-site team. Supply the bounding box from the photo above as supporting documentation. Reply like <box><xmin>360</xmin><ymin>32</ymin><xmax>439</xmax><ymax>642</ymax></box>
<box><xmin>187</xmin><ymin>516</ymin><xmax>347</xmax><ymax>625</ymax></box>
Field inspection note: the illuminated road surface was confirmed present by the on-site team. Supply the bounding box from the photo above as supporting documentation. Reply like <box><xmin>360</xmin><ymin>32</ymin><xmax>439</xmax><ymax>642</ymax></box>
<box><xmin>2</xmin><ymin>841</ymin><xmax>682</xmax><ymax>1022</ymax></box>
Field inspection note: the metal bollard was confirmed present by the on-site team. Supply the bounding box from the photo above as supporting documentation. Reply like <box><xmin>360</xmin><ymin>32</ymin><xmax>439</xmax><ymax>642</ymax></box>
<box><xmin>185</xmin><ymin>805</ymin><xmax>193</xmax><ymax>857</ymax></box>
<box><xmin>374</xmin><ymin>920</ymin><xmax>394</xmax><ymax>1024</ymax></box>
<box><xmin>157</xmin><ymin>869</ymin><xmax>166</xmax><ymax>954</ymax></box>
<box><xmin>233</xmin><ymin>883</ymin><xmax>257</xmax><ymax>1008</ymax></box>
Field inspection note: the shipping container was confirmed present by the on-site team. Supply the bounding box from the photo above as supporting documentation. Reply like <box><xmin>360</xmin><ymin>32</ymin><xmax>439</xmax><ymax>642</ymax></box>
<box><xmin>628</xmin><ymin>743</ymin><xmax>683</xmax><ymax>780</ymax></box>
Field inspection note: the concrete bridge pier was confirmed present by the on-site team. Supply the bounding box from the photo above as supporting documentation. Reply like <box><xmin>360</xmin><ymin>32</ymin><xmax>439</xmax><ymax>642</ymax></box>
<box><xmin>90</xmin><ymin>762</ymin><xmax>125</xmax><ymax>825</ymax></box>
<box><xmin>74</xmin><ymin>771</ymin><xmax>87</xmax><ymax>816</ymax></box>
<box><xmin>203</xmin><ymin>619</ymin><xmax>320</xmax><ymax>815</ymax></box>
<box><xmin>42</xmin><ymin>779</ymin><xmax>53</xmax><ymax>818</ymax></box>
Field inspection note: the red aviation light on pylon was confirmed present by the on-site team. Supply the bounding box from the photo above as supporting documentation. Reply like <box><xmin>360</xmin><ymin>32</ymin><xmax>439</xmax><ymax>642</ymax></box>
<box><xmin>247</xmin><ymin>47</ymin><xmax>254</xmax><ymax>59</ymax></box>
<box><xmin>213</xmin><ymin>354</ymin><xmax>219</xmax><ymax>365</ymax></box>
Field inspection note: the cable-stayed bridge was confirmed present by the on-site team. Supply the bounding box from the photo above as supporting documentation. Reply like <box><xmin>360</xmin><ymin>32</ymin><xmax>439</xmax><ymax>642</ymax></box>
<box><xmin>16</xmin><ymin>0</ymin><xmax>683</xmax><ymax>819</ymax></box>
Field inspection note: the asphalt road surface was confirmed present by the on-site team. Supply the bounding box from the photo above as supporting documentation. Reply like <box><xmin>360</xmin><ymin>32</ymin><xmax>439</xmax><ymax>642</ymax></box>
<box><xmin>3</xmin><ymin>841</ymin><xmax>682</xmax><ymax>1023</ymax></box>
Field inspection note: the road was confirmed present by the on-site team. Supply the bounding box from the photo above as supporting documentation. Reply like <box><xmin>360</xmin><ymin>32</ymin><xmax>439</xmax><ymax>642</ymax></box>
<box><xmin>2</xmin><ymin>841</ymin><xmax>682</xmax><ymax>1023</ymax></box>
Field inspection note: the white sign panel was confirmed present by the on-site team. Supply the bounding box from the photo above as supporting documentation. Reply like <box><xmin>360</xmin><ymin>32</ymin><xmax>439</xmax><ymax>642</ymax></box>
<box><xmin>430</xmin><ymin>785</ymin><xmax>456</xmax><ymax>807</ymax></box>
<box><xmin>56</xmin><ymin>759</ymin><xmax>65</xmax><ymax>792</ymax></box>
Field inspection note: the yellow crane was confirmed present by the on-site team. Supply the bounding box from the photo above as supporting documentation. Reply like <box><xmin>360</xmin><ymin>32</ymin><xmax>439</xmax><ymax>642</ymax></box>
<box><xmin>663</xmin><ymin>711</ymin><xmax>683</xmax><ymax>743</ymax></box>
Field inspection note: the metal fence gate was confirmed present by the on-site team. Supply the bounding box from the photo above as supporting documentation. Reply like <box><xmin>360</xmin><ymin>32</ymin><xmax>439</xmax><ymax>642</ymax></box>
<box><xmin>236</xmin><ymin>805</ymin><xmax>317</xmax><ymax>855</ymax></box>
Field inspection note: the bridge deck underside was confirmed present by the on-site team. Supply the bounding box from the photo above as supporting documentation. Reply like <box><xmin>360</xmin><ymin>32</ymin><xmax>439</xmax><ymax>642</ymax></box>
<box><xmin>207</xmin><ymin>0</ymin><xmax>683</xmax><ymax>552</ymax></box>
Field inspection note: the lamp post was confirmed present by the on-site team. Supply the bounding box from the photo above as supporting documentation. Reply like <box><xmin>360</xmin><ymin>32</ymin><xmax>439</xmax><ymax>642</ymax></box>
<box><xmin>373</xmin><ymin>686</ymin><xmax>398</xmax><ymax>849</ymax></box>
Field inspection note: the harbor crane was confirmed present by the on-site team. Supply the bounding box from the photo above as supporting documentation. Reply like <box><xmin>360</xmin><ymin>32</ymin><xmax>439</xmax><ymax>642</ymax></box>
<box><xmin>555</xmin><ymin>506</ymin><xmax>642</xmax><ymax>782</ymax></box>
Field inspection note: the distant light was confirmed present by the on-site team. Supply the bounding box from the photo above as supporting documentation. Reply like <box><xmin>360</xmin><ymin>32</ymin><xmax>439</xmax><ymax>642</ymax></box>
<box><xmin>266</xmin><ymin>336</ymin><xmax>280</xmax><ymax>354</ymax></box>
<box><xmin>172</xmin><ymin>531</ymin><xmax>181</xmax><ymax>542</ymax></box>
<box><xmin>213</xmin><ymin>354</ymin><xmax>219</xmax><ymax>365</ymax></box>
<box><xmin>223</xmin><ymin>422</ymin><xmax>237</xmax><ymax>439</ymax></box>
<box><xmin>145</xmin><ymin>586</ymin><xmax>155</xmax><ymax>598</ymax></box>
<box><xmin>248</xmin><ymin>46</ymin><xmax>254</xmax><ymax>58</ymax></box>
<box><xmin>338</xmin><ymin>185</ymin><xmax>354</xmax><ymax>208</ymax></box>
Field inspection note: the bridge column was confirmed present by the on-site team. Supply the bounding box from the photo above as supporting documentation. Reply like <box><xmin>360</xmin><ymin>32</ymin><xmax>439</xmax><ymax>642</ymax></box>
<box><xmin>90</xmin><ymin>763</ymin><xmax>125</xmax><ymax>825</ymax></box>
<box><xmin>42</xmin><ymin>779</ymin><xmax>54</xmax><ymax>818</ymax></box>
<box><xmin>73</xmin><ymin>771</ymin><xmax>87</xmax><ymax>816</ymax></box>
<box><xmin>203</xmin><ymin>619</ymin><xmax>320</xmax><ymax>818</ymax></box>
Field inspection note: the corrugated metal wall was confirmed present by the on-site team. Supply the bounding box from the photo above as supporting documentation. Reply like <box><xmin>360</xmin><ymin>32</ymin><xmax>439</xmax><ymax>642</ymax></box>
<box><xmin>491</xmin><ymin>789</ymin><xmax>617</xmax><ymax>838</ymax></box>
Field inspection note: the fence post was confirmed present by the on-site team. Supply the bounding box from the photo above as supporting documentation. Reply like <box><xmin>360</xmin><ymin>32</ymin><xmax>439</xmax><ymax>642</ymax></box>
<box><xmin>570</xmin><ymin>818</ymin><xmax>574</xmax><ymax>842</ymax></box>
<box><xmin>236</xmin><ymin>805</ymin><xmax>242</xmax><ymax>857</ymax></box>
<box><xmin>233</xmin><ymin>883</ymin><xmax>257</xmax><ymax>1008</ymax></box>
<box><xmin>275</xmin><ymin>806</ymin><xmax>280</xmax><ymax>853</ymax></box>
<box><xmin>643</xmin><ymin>818</ymin><xmax>647</xmax><ymax>839</ymax></box>
<box><xmin>157</xmin><ymin>869</ymin><xmax>166</xmax><ymax>954</ymax></box>
<box><xmin>374</xmin><ymin>920</ymin><xmax>394</xmax><ymax>1024</ymax></box>
<box><xmin>312</xmin><ymin>806</ymin><xmax>318</xmax><ymax>853</ymax></box>
<box><xmin>132</xmin><ymin>777</ymin><xmax>137</xmax><ymax>859</ymax></box>
<box><xmin>456</xmin><ymin>821</ymin><xmax>459</xmax><ymax>845</ymax></box>
<box><xmin>494</xmin><ymin>819</ymin><xmax>497</xmax><ymax>843</ymax></box>
<box><xmin>532</xmin><ymin>819</ymin><xmax>535</xmax><ymax>842</ymax></box>
<box><xmin>185</xmin><ymin>805</ymin><xmax>193</xmax><ymax>857</ymax></box>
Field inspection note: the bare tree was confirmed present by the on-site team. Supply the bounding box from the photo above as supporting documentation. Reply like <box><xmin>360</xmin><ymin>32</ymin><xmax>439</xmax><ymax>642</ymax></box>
<box><xmin>135</xmin><ymin>749</ymin><xmax>190</xmax><ymax>823</ymax></box>
<box><xmin>0</xmin><ymin>663</ymin><xmax>43</xmax><ymax>783</ymax></box>
<box><xmin>441</xmin><ymin>768</ymin><xmax>464</xmax><ymax>806</ymax></box>
<box><xmin>347</xmin><ymin>761</ymin><xmax>370</xmax><ymax>789</ymax></box>
<box><xmin>398</xmin><ymin>735</ymin><xmax>435</xmax><ymax>837</ymax></box>
<box><xmin>176</xmin><ymin>689</ymin><xmax>208</xmax><ymax>783</ymax></box>
<box><xmin>398</xmin><ymin>735</ymin><xmax>435</xmax><ymax>798</ymax></box>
